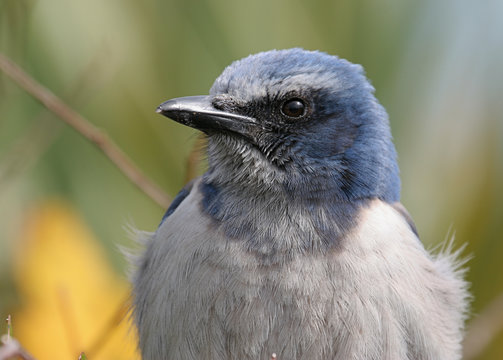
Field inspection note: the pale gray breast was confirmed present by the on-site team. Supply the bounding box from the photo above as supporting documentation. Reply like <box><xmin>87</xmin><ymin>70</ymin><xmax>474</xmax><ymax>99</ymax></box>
<box><xmin>133</xmin><ymin>180</ymin><xmax>468</xmax><ymax>360</ymax></box>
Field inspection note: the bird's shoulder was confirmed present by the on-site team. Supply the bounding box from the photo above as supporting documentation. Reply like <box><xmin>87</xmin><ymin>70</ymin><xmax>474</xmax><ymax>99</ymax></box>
<box><xmin>340</xmin><ymin>199</ymin><xmax>423</xmax><ymax>264</ymax></box>
<box><xmin>158</xmin><ymin>178</ymin><xmax>197</xmax><ymax>227</ymax></box>
<box><xmin>389</xmin><ymin>201</ymin><xmax>418</xmax><ymax>237</ymax></box>
<box><xmin>352</xmin><ymin>199</ymin><xmax>419</xmax><ymax>242</ymax></box>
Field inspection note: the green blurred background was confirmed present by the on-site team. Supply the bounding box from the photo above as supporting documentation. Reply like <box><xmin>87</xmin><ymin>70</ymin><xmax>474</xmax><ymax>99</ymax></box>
<box><xmin>1</xmin><ymin>0</ymin><xmax>502</xmax><ymax>358</ymax></box>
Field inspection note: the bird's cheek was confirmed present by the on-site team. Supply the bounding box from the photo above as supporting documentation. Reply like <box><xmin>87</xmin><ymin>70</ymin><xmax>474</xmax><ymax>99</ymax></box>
<box><xmin>327</xmin><ymin>121</ymin><xmax>359</xmax><ymax>156</ymax></box>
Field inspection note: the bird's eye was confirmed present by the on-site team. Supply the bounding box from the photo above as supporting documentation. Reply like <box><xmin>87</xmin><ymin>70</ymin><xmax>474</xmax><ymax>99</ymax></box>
<box><xmin>281</xmin><ymin>98</ymin><xmax>306</xmax><ymax>118</ymax></box>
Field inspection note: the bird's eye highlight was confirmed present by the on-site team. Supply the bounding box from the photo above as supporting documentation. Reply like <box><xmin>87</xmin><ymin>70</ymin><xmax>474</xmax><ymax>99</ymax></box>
<box><xmin>281</xmin><ymin>98</ymin><xmax>306</xmax><ymax>118</ymax></box>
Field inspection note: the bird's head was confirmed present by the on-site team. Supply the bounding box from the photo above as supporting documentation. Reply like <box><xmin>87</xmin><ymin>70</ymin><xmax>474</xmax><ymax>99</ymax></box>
<box><xmin>158</xmin><ymin>49</ymin><xmax>400</xmax><ymax>203</ymax></box>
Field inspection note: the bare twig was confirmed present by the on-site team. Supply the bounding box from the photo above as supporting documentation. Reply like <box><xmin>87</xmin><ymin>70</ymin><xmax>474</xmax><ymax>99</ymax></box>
<box><xmin>463</xmin><ymin>291</ymin><xmax>503</xmax><ymax>359</ymax></box>
<box><xmin>1</xmin><ymin>317</ymin><xmax>37</xmax><ymax>360</ymax></box>
<box><xmin>0</xmin><ymin>48</ymin><xmax>110</xmax><ymax>187</ymax></box>
<box><xmin>86</xmin><ymin>295</ymin><xmax>131</xmax><ymax>358</ymax></box>
<box><xmin>56</xmin><ymin>287</ymin><xmax>82</xmax><ymax>356</ymax></box>
<box><xmin>0</xmin><ymin>53</ymin><xmax>171</xmax><ymax>208</ymax></box>
<box><xmin>5</xmin><ymin>316</ymin><xmax>11</xmax><ymax>341</ymax></box>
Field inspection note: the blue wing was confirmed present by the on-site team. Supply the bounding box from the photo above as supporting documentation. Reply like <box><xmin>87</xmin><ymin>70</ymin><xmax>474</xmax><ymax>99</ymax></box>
<box><xmin>158</xmin><ymin>180</ymin><xmax>195</xmax><ymax>227</ymax></box>
<box><xmin>391</xmin><ymin>202</ymin><xmax>419</xmax><ymax>238</ymax></box>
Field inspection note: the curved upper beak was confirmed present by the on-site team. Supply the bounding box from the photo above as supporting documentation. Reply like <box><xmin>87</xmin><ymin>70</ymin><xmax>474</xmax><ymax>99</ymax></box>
<box><xmin>156</xmin><ymin>95</ymin><xmax>258</xmax><ymax>139</ymax></box>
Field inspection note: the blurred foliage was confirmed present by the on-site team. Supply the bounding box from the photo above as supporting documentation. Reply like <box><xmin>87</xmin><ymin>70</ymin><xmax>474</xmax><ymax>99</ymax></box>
<box><xmin>0</xmin><ymin>0</ymin><xmax>502</xmax><ymax>358</ymax></box>
<box><xmin>11</xmin><ymin>200</ymin><xmax>137</xmax><ymax>359</ymax></box>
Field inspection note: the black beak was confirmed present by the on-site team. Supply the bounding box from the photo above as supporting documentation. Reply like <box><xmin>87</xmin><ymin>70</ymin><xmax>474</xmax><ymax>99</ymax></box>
<box><xmin>156</xmin><ymin>95</ymin><xmax>258</xmax><ymax>139</ymax></box>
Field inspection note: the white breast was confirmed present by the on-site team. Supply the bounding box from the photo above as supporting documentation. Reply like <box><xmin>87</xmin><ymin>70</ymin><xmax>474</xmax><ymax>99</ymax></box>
<box><xmin>133</xmin><ymin>182</ymin><xmax>468</xmax><ymax>360</ymax></box>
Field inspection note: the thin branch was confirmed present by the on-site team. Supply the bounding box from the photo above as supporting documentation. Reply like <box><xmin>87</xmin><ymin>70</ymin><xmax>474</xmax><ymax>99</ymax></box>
<box><xmin>1</xmin><ymin>317</ymin><xmax>36</xmax><ymax>360</ymax></box>
<box><xmin>56</xmin><ymin>287</ymin><xmax>82</xmax><ymax>356</ymax></box>
<box><xmin>5</xmin><ymin>316</ymin><xmax>11</xmax><ymax>341</ymax></box>
<box><xmin>1</xmin><ymin>50</ymin><xmax>112</xmax><ymax>188</ymax></box>
<box><xmin>463</xmin><ymin>291</ymin><xmax>503</xmax><ymax>359</ymax></box>
<box><xmin>86</xmin><ymin>295</ymin><xmax>131</xmax><ymax>358</ymax></box>
<box><xmin>0</xmin><ymin>53</ymin><xmax>171</xmax><ymax>208</ymax></box>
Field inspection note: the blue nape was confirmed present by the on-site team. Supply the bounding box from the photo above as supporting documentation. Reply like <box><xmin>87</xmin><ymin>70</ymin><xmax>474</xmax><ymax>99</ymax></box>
<box><xmin>200</xmin><ymin>180</ymin><xmax>222</xmax><ymax>218</ymax></box>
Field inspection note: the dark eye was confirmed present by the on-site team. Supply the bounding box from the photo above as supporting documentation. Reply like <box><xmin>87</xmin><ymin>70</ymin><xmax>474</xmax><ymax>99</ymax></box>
<box><xmin>281</xmin><ymin>98</ymin><xmax>306</xmax><ymax>118</ymax></box>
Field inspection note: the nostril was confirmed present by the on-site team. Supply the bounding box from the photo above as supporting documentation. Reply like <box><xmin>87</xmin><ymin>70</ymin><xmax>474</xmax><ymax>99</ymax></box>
<box><xmin>211</xmin><ymin>94</ymin><xmax>244</xmax><ymax>112</ymax></box>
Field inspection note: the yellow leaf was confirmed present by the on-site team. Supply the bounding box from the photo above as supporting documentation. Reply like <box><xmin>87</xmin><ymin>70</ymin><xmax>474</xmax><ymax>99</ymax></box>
<box><xmin>12</xmin><ymin>200</ymin><xmax>138</xmax><ymax>360</ymax></box>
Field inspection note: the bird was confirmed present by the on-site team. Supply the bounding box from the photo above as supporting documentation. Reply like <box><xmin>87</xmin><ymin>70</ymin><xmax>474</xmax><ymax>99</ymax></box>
<box><xmin>132</xmin><ymin>48</ymin><xmax>469</xmax><ymax>359</ymax></box>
